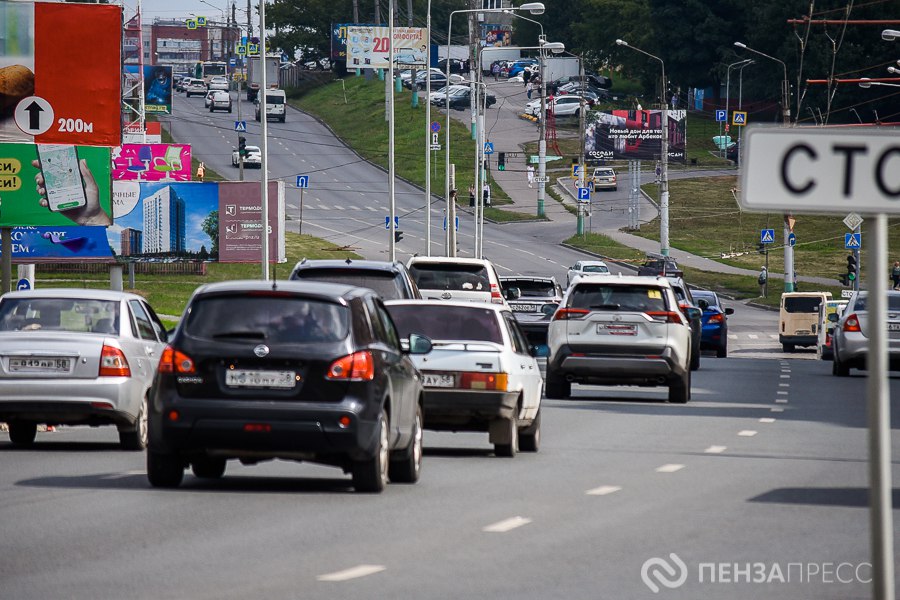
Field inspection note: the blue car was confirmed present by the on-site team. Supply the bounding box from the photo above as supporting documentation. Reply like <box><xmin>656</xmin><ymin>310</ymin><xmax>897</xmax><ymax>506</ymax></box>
<box><xmin>507</xmin><ymin>59</ymin><xmax>538</xmax><ymax>78</ymax></box>
<box><xmin>692</xmin><ymin>290</ymin><xmax>734</xmax><ymax>358</ymax></box>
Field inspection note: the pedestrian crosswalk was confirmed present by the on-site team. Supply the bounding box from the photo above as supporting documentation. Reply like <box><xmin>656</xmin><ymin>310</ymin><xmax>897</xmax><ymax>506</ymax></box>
<box><xmin>728</xmin><ymin>333</ymin><xmax>780</xmax><ymax>340</ymax></box>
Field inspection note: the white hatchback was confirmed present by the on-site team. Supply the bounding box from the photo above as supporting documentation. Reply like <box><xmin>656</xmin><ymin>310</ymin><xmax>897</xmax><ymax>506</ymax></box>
<box><xmin>386</xmin><ymin>300</ymin><xmax>543</xmax><ymax>456</ymax></box>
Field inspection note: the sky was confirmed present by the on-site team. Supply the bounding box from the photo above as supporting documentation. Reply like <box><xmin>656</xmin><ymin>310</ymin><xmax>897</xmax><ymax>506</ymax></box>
<box><xmin>128</xmin><ymin>0</ymin><xmax>250</xmax><ymax>27</ymax></box>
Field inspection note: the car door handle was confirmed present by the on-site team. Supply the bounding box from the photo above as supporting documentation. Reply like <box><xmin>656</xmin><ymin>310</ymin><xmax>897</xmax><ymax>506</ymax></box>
<box><xmin>145</xmin><ymin>346</ymin><xmax>156</xmax><ymax>356</ymax></box>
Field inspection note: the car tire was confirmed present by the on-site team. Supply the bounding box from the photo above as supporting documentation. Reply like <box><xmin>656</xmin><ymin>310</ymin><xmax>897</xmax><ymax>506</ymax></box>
<box><xmin>191</xmin><ymin>455</ymin><xmax>227</xmax><ymax>479</ymax></box>
<box><xmin>782</xmin><ymin>343</ymin><xmax>795</xmax><ymax>352</ymax></box>
<box><xmin>833</xmin><ymin>355</ymin><xmax>850</xmax><ymax>377</ymax></box>
<box><xmin>280</xmin><ymin>116</ymin><xmax>285</xmax><ymax>123</ymax></box>
<box><xmin>669</xmin><ymin>370</ymin><xmax>690</xmax><ymax>404</ymax></box>
<box><xmin>8</xmin><ymin>421</ymin><xmax>37</xmax><ymax>445</ymax></box>
<box><xmin>494</xmin><ymin>413</ymin><xmax>518</xmax><ymax>458</ymax></box>
<box><xmin>518</xmin><ymin>409</ymin><xmax>541</xmax><ymax>453</ymax></box>
<box><xmin>119</xmin><ymin>396</ymin><xmax>148</xmax><ymax>451</ymax></box>
<box><xmin>388</xmin><ymin>403</ymin><xmax>423</xmax><ymax>484</ymax></box>
<box><xmin>545</xmin><ymin>370</ymin><xmax>570</xmax><ymax>399</ymax></box>
<box><xmin>716</xmin><ymin>343</ymin><xmax>728</xmax><ymax>358</ymax></box>
<box><xmin>228</xmin><ymin>108</ymin><xmax>232</xmax><ymax>113</ymax></box>
<box><xmin>352</xmin><ymin>409</ymin><xmax>389</xmax><ymax>493</ymax></box>
<box><xmin>147</xmin><ymin>450</ymin><xmax>185</xmax><ymax>488</ymax></box>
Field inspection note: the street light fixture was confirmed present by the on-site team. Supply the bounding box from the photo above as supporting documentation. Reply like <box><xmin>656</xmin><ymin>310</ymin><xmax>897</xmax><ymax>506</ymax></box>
<box><xmin>724</xmin><ymin>59</ymin><xmax>752</xmax><ymax>155</ymax></box>
<box><xmin>616</xmin><ymin>38</ymin><xmax>670</xmax><ymax>257</ymax></box>
<box><xmin>882</xmin><ymin>28</ymin><xmax>900</xmax><ymax>41</ymax></box>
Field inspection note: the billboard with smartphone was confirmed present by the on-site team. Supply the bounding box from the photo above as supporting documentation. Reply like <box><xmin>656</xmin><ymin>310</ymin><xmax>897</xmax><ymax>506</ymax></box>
<box><xmin>584</xmin><ymin>109</ymin><xmax>687</xmax><ymax>163</ymax></box>
<box><xmin>124</xmin><ymin>65</ymin><xmax>173</xmax><ymax>114</ymax></box>
<box><xmin>112</xmin><ymin>144</ymin><xmax>191</xmax><ymax>182</ymax></box>
<box><xmin>109</xmin><ymin>181</ymin><xmax>285</xmax><ymax>263</ymax></box>
<box><xmin>0</xmin><ymin>1</ymin><xmax>122</xmax><ymax>146</ymax></box>
<box><xmin>0</xmin><ymin>142</ymin><xmax>113</xmax><ymax>227</ymax></box>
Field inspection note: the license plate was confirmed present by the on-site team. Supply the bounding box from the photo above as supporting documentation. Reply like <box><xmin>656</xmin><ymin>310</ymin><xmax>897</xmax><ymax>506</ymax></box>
<box><xmin>423</xmin><ymin>373</ymin><xmax>455</xmax><ymax>388</ymax></box>
<box><xmin>889</xmin><ymin>323</ymin><xmax>900</xmax><ymax>331</ymax></box>
<box><xmin>597</xmin><ymin>324</ymin><xmax>637</xmax><ymax>336</ymax></box>
<box><xmin>9</xmin><ymin>357</ymin><xmax>71</xmax><ymax>372</ymax></box>
<box><xmin>225</xmin><ymin>369</ymin><xmax>296</xmax><ymax>389</ymax></box>
<box><xmin>511</xmin><ymin>303</ymin><xmax>539</xmax><ymax>313</ymax></box>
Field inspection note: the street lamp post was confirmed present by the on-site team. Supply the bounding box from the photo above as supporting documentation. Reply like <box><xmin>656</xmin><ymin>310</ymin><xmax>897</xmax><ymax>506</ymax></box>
<box><xmin>616</xmin><ymin>39</ymin><xmax>669</xmax><ymax>256</ymax></box>
<box><xmin>725</xmin><ymin>58</ymin><xmax>752</xmax><ymax>156</ymax></box>
<box><xmin>734</xmin><ymin>41</ymin><xmax>793</xmax><ymax>291</ymax></box>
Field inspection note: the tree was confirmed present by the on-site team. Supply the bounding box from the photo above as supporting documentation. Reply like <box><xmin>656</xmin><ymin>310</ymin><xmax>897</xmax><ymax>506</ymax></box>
<box><xmin>198</xmin><ymin>245</ymin><xmax>210</xmax><ymax>261</ymax></box>
<box><xmin>201</xmin><ymin>210</ymin><xmax>219</xmax><ymax>258</ymax></box>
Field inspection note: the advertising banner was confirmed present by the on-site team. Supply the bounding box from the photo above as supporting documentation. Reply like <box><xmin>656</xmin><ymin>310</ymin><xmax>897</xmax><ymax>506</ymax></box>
<box><xmin>0</xmin><ymin>143</ymin><xmax>113</xmax><ymax>227</ymax></box>
<box><xmin>0</xmin><ymin>1</ymin><xmax>122</xmax><ymax>146</ymax></box>
<box><xmin>332</xmin><ymin>23</ymin><xmax>378</xmax><ymax>62</ymax></box>
<box><xmin>346</xmin><ymin>26</ymin><xmax>427</xmax><ymax>69</ymax></box>
<box><xmin>109</xmin><ymin>181</ymin><xmax>285</xmax><ymax>263</ymax></box>
<box><xmin>122</xmin><ymin>122</ymin><xmax>162</xmax><ymax>144</ymax></box>
<box><xmin>124</xmin><ymin>65</ymin><xmax>173</xmax><ymax>114</ymax></box>
<box><xmin>0</xmin><ymin>226</ymin><xmax>113</xmax><ymax>262</ymax></box>
<box><xmin>585</xmin><ymin>109</ymin><xmax>687</xmax><ymax>163</ymax></box>
<box><xmin>112</xmin><ymin>144</ymin><xmax>191</xmax><ymax>182</ymax></box>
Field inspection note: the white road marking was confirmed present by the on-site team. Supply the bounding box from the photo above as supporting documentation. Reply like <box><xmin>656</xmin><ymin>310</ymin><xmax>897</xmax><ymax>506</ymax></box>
<box><xmin>483</xmin><ymin>516</ymin><xmax>532</xmax><ymax>532</ymax></box>
<box><xmin>780</xmin><ymin>375</ymin><xmax>790</xmax><ymax>379</ymax></box>
<box><xmin>317</xmin><ymin>565</ymin><xmax>386</xmax><ymax>582</ymax></box>
<box><xmin>779</xmin><ymin>383</ymin><xmax>790</xmax><ymax>387</ymax></box>
<box><xmin>748</xmin><ymin>334</ymin><xmax>759</xmax><ymax>339</ymax></box>
<box><xmin>759</xmin><ymin>418</ymin><xmax>776</xmax><ymax>423</ymax></box>
<box><xmin>585</xmin><ymin>485</ymin><xmax>622</xmax><ymax>496</ymax></box>
<box><xmin>738</xmin><ymin>430</ymin><xmax>758</xmax><ymax>437</ymax></box>
<box><xmin>335</xmin><ymin>205</ymin><xmax>345</xmax><ymax>210</ymax></box>
<box><xmin>655</xmin><ymin>464</ymin><xmax>685</xmax><ymax>473</ymax></box>
<box><xmin>771</xmin><ymin>408</ymin><xmax>784</xmax><ymax>413</ymax></box>
<box><xmin>771</xmin><ymin>334</ymin><xmax>779</xmax><ymax>339</ymax></box>
<box><xmin>704</xmin><ymin>445</ymin><xmax>727</xmax><ymax>454</ymax></box>
<box><xmin>777</xmin><ymin>391</ymin><xmax>789</xmax><ymax>395</ymax></box>
<box><xmin>728</xmin><ymin>334</ymin><xmax>738</xmax><ymax>340</ymax></box>
<box><xmin>775</xmin><ymin>399</ymin><xmax>788</xmax><ymax>404</ymax></box>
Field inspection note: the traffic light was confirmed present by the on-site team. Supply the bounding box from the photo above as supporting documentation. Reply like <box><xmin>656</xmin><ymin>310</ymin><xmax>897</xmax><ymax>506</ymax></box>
<box><xmin>394</xmin><ymin>230</ymin><xmax>403</xmax><ymax>243</ymax></box>
<box><xmin>497</xmin><ymin>152</ymin><xmax>506</xmax><ymax>171</ymax></box>
<box><xmin>757</xmin><ymin>242</ymin><xmax>766</xmax><ymax>254</ymax></box>
<box><xmin>238</xmin><ymin>136</ymin><xmax>247</xmax><ymax>156</ymax></box>
<box><xmin>847</xmin><ymin>253</ymin><xmax>858</xmax><ymax>282</ymax></box>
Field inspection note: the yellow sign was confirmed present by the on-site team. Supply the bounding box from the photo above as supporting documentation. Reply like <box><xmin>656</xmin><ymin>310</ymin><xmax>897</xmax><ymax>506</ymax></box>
<box><xmin>248</xmin><ymin>43</ymin><xmax>259</xmax><ymax>55</ymax></box>
<box><xmin>732</xmin><ymin>111</ymin><xmax>748</xmax><ymax>126</ymax></box>
<box><xmin>186</xmin><ymin>18</ymin><xmax>197</xmax><ymax>29</ymax></box>
<box><xmin>236</xmin><ymin>44</ymin><xmax>247</xmax><ymax>56</ymax></box>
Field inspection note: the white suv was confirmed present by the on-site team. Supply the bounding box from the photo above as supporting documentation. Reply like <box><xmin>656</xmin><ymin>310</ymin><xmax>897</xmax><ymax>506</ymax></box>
<box><xmin>546</xmin><ymin>275</ymin><xmax>694</xmax><ymax>403</ymax></box>
<box><xmin>407</xmin><ymin>256</ymin><xmax>512</xmax><ymax>308</ymax></box>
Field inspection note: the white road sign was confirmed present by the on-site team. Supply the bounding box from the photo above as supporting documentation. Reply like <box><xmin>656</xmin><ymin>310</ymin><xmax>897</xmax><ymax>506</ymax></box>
<box><xmin>843</xmin><ymin>212</ymin><xmax>863</xmax><ymax>230</ymax></box>
<box><xmin>740</xmin><ymin>126</ymin><xmax>900</xmax><ymax>214</ymax></box>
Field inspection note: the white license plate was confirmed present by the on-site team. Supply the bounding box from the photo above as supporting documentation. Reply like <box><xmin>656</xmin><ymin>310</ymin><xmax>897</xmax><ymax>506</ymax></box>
<box><xmin>423</xmin><ymin>373</ymin><xmax>455</xmax><ymax>388</ymax></box>
<box><xmin>9</xmin><ymin>357</ymin><xmax>71</xmax><ymax>372</ymax></box>
<box><xmin>511</xmin><ymin>304</ymin><xmax>539</xmax><ymax>313</ymax></box>
<box><xmin>226</xmin><ymin>369</ymin><xmax>296</xmax><ymax>389</ymax></box>
<box><xmin>889</xmin><ymin>323</ymin><xmax>900</xmax><ymax>332</ymax></box>
<box><xmin>597</xmin><ymin>324</ymin><xmax>637</xmax><ymax>336</ymax></box>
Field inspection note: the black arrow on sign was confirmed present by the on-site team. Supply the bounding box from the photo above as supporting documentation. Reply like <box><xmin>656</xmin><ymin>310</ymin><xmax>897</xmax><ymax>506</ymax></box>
<box><xmin>24</xmin><ymin>101</ymin><xmax>43</xmax><ymax>131</ymax></box>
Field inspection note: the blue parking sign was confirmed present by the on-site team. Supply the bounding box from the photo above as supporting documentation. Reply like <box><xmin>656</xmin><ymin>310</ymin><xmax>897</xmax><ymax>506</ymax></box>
<box><xmin>715</xmin><ymin>109</ymin><xmax>726</xmax><ymax>122</ymax></box>
<box><xmin>577</xmin><ymin>187</ymin><xmax>591</xmax><ymax>202</ymax></box>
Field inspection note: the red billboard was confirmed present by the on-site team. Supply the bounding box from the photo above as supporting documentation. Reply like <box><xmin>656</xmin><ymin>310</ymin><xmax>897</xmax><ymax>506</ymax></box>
<box><xmin>0</xmin><ymin>1</ymin><xmax>122</xmax><ymax>146</ymax></box>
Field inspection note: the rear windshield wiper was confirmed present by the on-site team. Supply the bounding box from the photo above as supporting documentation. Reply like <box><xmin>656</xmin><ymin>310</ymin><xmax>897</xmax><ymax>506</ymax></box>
<box><xmin>211</xmin><ymin>331</ymin><xmax>267</xmax><ymax>340</ymax></box>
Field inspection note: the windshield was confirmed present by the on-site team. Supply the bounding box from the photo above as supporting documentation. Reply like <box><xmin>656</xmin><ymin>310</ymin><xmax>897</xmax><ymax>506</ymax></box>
<box><xmin>292</xmin><ymin>269</ymin><xmax>407</xmax><ymax>300</ymax></box>
<box><xmin>389</xmin><ymin>304</ymin><xmax>502</xmax><ymax>343</ymax></box>
<box><xmin>0</xmin><ymin>298</ymin><xmax>120</xmax><ymax>333</ymax></box>
<box><xmin>265</xmin><ymin>94</ymin><xmax>285</xmax><ymax>104</ymax></box>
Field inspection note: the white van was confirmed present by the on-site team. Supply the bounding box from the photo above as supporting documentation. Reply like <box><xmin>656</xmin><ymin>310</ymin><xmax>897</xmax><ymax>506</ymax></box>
<box><xmin>779</xmin><ymin>291</ymin><xmax>832</xmax><ymax>352</ymax></box>
<box><xmin>255</xmin><ymin>89</ymin><xmax>286</xmax><ymax>122</ymax></box>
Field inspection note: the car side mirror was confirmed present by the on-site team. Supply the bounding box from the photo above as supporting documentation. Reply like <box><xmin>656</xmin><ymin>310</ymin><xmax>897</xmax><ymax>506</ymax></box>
<box><xmin>684</xmin><ymin>307</ymin><xmax>702</xmax><ymax>322</ymax></box>
<box><xmin>828</xmin><ymin>313</ymin><xmax>839</xmax><ymax>323</ymax></box>
<box><xmin>696</xmin><ymin>299</ymin><xmax>709</xmax><ymax>310</ymax></box>
<box><xmin>530</xmin><ymin>344</ymin><xmax>550</xmax><ymax>357</ymax></box>
<box><xmin>407</xmin><ymin>333</ymin><xmax>433</xmax><ymax>355</ymax></box>
<box><xmin>725</xmin><ymin>307</ymin><xmax>735</xmax><ymax>315</ymax></box>
<box><xmin>505</xmin><ymin>287</ymin><xmax>521</xmax><ymax>300</ymax></box>
<box><xmin>541</xmin><ymin>303</ymin><xmax>559</xmax><ymax>316</ymax></box>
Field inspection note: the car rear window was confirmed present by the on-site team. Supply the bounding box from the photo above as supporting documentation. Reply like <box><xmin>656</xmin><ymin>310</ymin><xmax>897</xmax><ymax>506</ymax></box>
<box><xmin>581</xmin><ymin>264</ymin><xmax>609</xmax><ymax>274</ymax></box>
<box><xmin>388</xmin><ymin>305</ymin><xmax>502</xmax><ymax>343</ymax></box>
<box><xmin>409</xmin><ymin>264</ymin><xmax>490</xmax><ymax>292</ymax></box>
<box><xmin>291</xmin><ymin>269</ymin><xmax>407</xmax><ymax>300</ymax></box>
<box><xmin>184</xmin><ymin>295</ymin><xmax>348</xmax><ymax>343</ymax></box>
<box><xmin>570</xmin><ymin>284</ymin><xmax>668</xmax><ymax>313</ymax></box>
<box><xmin>0</xmin><ymin>298</ymin><xmax>119</xmax><ymax>333</ymax></box>
<box><xmin>503</xmin><ymin>280</ymin><xmax>556</xmax><ymax>297</ymax></box>
<box><xmin>783</xmin><ymin>297</ymin><xmax>823</xmax><ymax>313</ymax></box>
<box><xmin>594</xmin><ymin>169</ymin><xmax>614</xmax><ymax>177</ymax></box>
<box><xmin>265</xmin><ymin>94</ymin><xmax>285</xmax><ymax>104</ymax></box>
<box><xmin>692</xmin><ymin>292</ymin><xmax>719</xmax><ymax>308</ymax></box>
<box><xmin>851</xmin><ymin>294</ymin><xmax>900</xmax><ymax>312</ymax></box>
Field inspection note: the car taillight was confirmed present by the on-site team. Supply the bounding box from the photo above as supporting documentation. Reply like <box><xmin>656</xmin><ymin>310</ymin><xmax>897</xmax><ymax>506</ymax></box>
<box><xmin>327</xmin><ymin>351</ymin><xmax>374</xmax><ymax>381</ymax></box>
<box><xmin>708</xmin><ymin>313</ymin><xmax>725</xmax><ymax>324</ymax></box>
<box><xmin>157</xmin><ymin>345</ymin><xmax>196</xmax><ymax>374</ymax></box>
<box><xmin>645</xmin><ymin>311</ymin><xmax>683</xmax><ymax>324</ymax></box>
<box><xmin>490</xmin><ymin>283</ymin><xmax>504</xmax><ymax>304</ymax></box>
<box><xmin>553</xmin><ymin>308</ymin><xmax>590</xmax><ymax>321</ymax></box>
<box><xmin>460</xmin><ymin>372</ymin><xmax>508</xmax><ymax>391</ymax></box>
<box><xmin>843</xmin><ymin>314</ymin><xmax>861</xmax><ymax>333</ymax></box>
<box><xmin>99</xmin><ymin>345</ymin><xmax>131</xmax><ymax>377</ymax></box>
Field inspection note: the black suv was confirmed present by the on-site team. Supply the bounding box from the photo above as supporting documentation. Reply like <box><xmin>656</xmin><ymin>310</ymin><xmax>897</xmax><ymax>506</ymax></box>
<box><xmin>637</xmin><ymin>256</ymin><xmax>684</xmax><ymax>278</ymax></box>
<box><xmin>147</xmin><ymin>280</ymin><xmax>432</xmax><ymax>493</ymax></box>
<box><xmin>666</xmin><ymin>277</ymin><xmax>702</xmax><ymax>371</ymax></box>
<box><xmin>289</xmin><ymin>258</ymin><xmax>421</xmax><ymax>300</ymax></box>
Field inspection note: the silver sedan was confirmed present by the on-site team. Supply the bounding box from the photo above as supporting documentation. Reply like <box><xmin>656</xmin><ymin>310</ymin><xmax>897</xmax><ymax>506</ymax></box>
<box><xmin>832</xmin><ymin>290</ymin><xmax>900</xmax><ymax>376</ymax></box>
<box><xmin>0</xmin><ymin>289</ymin><xmax>168</xmax><ymax>449</ymax></box>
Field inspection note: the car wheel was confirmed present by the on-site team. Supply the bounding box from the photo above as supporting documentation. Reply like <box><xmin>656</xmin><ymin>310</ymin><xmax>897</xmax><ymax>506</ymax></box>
<box><xmin>668</xmin><ymin>369</ymin><xmax>690</xmax><ymax>404</ymax></box>
<box><xmin>494</xmin><ymin>413</ymin><xmax>518</xmax><ymax>458</ymax></box>
<box><xmin>833</xmin><ymin>355</ymin><xmax>850</xmax><ymax>377</ymax></box>
<box><xmin>518</xmin><ymin>409</ymin><xmax>541</xmax><ymax>453</ymax></box>
<box><xmin>280</xmin><ymin>116</ymin><xmax>285</xmax><ymax>122</ymax></box>
<box><xmin>352</xmin><ymin>409</ymin><xmax>388</xmax><ymax>493</ymax></box>
<box><xmin>119</xmin><ymin>396</ymin><xmax>148</xmax><ymax>451</ymax></box>
<box><xmin>191</xmin><ymin>455</ymin><xmax>227</xmax><ymax>479</ymax></box>
<box><xmin>545</xmin><ymin>371</ymin><xmax>570</xmax><ymax>399</ymax></box>
<box><xmin>147</xmin><ymin>450</ymin><xmax>185</xmax><ymax>488</ymax></box>
<box><xmin>8</xmin><ymin>421</ymin><xmax>37</xmax><ymax>445</ymax></box>
<box><xmin>782</xmin><ymin>343</ymin><xmax>795</xmax><ymax>352</ymax></box>
<box><xmin>388</xmin><ymin>403</ymin><xmax>422</xmax><ymax>484</ymax></box>
<box><xmin>716</xmin><ymin>342</ymin><xmax>728</xmax><ymax>358</ymax></box>
<box><xmin>228</xmin><ymin>108</ymin><xmax>232</xmax><ymax>113</ymax></box>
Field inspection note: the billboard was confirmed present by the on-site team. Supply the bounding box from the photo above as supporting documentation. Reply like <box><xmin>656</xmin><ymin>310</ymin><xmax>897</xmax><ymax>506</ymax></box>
<box><xmin>346</xmin><ymin>26</ymin><xmax>427</xmax><ymax>69</ymax></box>
<box><xmin>332</xmin><ymin>23</ymin><xmax>378</xmax><ymax>62</ymax></box>
<box><xmin>112</xmin><ymin>144</ymin><xmax>191</xmax><ymax>182</ymax></box>
<box><xmin>109</xmin><ymin>181</ymin><xmax>285</xmax><ymax>263</ymax></box>
<box><xmin>0</xmin><ymin>226</ymin><xmax>113</xmax><ymax>261</ymax></box>
<box><xmin>122</xmin><ymin>122</ymin><xmax>162</xmax><ymax>144</ymax></box>
<box><xmin>585</xmin><ymin>109</ymin><xmax>687</xmax><ymax>163</ymax></box>
<box><xmin>0</xmin><ymin>1</ymin><xmax>122</xmax><ymax>146</ymax></box>
<box><xmin>124</xmin><ymin>65</ymin><xmax>173</xmax><ymax>114</ymax></box>
<box><xmin>0</xmin><ymin>143</ymin><xmax>113</xmax><ymax>227</ymax></box>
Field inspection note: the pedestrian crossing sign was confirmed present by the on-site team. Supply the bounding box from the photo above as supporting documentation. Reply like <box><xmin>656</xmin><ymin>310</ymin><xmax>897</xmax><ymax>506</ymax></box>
<box><xmin>484</xmin><ymin>142</ymin><xmax>494</xmax><ymax>155</ymax></box>
<box><xmin>760</xmin><ymin>228</ymin><xmax>775</xmax><ymax>244</ymax></box>
<box><xmin>845</xmin><ymin>232</ymin><xmax>861</xmax><ymax>249</ymax></box>
<box><xmin>733</xmin><ymin>111</ymin><xmax>748</xmax><ymax>126</ymax></box>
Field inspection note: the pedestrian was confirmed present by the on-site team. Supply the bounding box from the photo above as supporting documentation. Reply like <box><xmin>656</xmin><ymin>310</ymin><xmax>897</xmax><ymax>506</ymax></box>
<box><xmin>892</xmin><ymin>261</ymin><xmax>900</xmax><ymax>289</ymax></box>
<box><xmin>491</xmin><ymin>62</ymin><xmax>500</xmax><ymax>82</ymax></box>
<box><xmin>527</xmin><ymin>164</ymin><xmax>535</xmax><ymax>188</ymax></box>
<box><xmin>655</xmin><ymin>161</ymin><xmax>661</xmax><ymax>183</ymax></box>
<box><xmin>793</xmin><ymin>270</ymin><xmax>799</xmax><ymax>292</ymax></box>
<box><xmin>196</xmin><ymin>162</ymin><xmax>205</xmax><ymax>182</ymax></box>
<box><xmin>526</xmin><ymin>80</ymin><xmax>534</xmax><ymax>100</ymax></box>
<box><xmin>468</xmin><ymin>184</ymin><xmax>476</xmax><ymax>207</ymax></box>
<box><xmin>482</xmin><ymin>182</ymin><xmax>491</xmax><ymax>206</ymax></box>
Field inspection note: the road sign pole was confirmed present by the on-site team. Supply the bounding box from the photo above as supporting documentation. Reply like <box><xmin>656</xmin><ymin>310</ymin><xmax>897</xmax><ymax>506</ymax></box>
<box><xmin>867</xmin><ymin>213</ymin><xmax>896</xmax><ymax>600</ymax></box>
<box><xmin>1</xmin><ymin>227</ymin><xmax>11</xmax><ymax>294</ymax></box>
<box><xmin>299</xmin><ymin>188</ymin><xmax>304</xmax><ymax>235</ymax></box>
<box><xmin>854</xmin><ymin>225</ymin><xmax>861</xmax><ymax>292</ymax></box>
<box><xmin>784</xmin><ymin>217</ymin><xmax>794</xmax><ymax>292</ymax></box>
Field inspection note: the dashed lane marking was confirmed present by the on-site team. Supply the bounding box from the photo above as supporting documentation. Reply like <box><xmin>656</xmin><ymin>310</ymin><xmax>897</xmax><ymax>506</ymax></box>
<box><xmin>771</xmin><ymin>408</ymin><xmax>784</xmax><ymax>412</ymax></box>
<box><xmin>483</xmin><ymin>516</ymin><xmax>532</xmax><ymax>533</ymax></box>
<box><xmin>317</xmin><ymin>565</ymin><xmax>386</xmax><ymax>582</ymax></box>
<box><xmin>759</xmin><ymin>418</ymin><xmax>776</xmax><ymax>423</ymax></box>
<box><xmin>586</xmin><ymin>485</ymin><xmax>622</xmax><ymax>496</ymax></box>
<box><xmin>738</xmin><ymin>430</ymin><xmax>758</xmax><ymax>437</ymax></box>
<box><xmin>655</xmin><ymin>464</ymin><xmax>685</xmax><ymax>473</ymax></box>
<box><xmin>775</xmin><ymin>399</ymin><xmax>788</xmax><ymax>404</ymax></box>
<box><xmin>704</xmin><ymin>446</ymin><xmax>727</xmax><ymax>454</ymax></box>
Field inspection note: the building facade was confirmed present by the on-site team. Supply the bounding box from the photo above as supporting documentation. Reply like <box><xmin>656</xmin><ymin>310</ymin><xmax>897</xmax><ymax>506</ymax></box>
<box><xmin>142</xmin><ymin>186</ymin><xmax>186</xmax><ymax>254</ymax></box>
<box><xmin>120</xmin><ymin>228</ymin><xmax>143</xmax><ymax>257</ymax></box>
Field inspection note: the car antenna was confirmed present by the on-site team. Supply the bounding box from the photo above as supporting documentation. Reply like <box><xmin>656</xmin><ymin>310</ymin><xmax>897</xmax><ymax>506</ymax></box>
<box><xmin>345</xmin><ymin>257</ymin><xmax>352</xmax><ymax>264</ymax></box>
<box><xmin>271</xmin><ymin>261</ymin><xmax>278</xmax><ymax>290</ymax></box>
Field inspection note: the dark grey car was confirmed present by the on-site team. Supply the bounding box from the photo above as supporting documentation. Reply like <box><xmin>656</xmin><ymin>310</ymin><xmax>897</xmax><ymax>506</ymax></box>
<box><xmin>289</xmin><ymin>258</ymin><xmax>421</xmax><ymax>300</ymax></box>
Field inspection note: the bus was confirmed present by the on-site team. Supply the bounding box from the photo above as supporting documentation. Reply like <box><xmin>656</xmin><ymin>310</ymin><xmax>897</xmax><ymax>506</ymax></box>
<box><xmin>197</xmin><ymin>61</ymin><xmax>228</xmax><ymax>84</ymax></box>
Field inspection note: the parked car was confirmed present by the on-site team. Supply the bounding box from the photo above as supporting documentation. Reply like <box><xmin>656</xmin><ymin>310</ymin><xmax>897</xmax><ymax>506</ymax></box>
<box><xmin>408</xmin><ymin>68</ymin><xmax>446</xmax><ymax>90</ymax></box>
<box><xmin>207</xmin><ymin>76</ymin><xmax>229</xmax><ymax>91</ymax></box>
<box><xmin>446</xmin><ymin>87</ymin><xmax>496</xmax><ymax>110</ymax></box>
<box><xmin>832</xmin><ymin>290</ymin><xmax>900</xmax><ymax>376</ymax></box>
<box><xmin>667</xmin><ymin>277</ymin><xmax>703</xmax><ymax>370</ymax></box>
<box><xmin>816</xmin><ymin>299</ymin><xmax>848</xmax><ymax>361</ymax></box>
<box><xmin>566</xmin><ymin>260</ymin><xmax>610</xmax><ymax>287</ymax></box>
<box><xmin>525</xmin><ymin>95</ymin><xmax>586</xmax><ymax>118</ymax></box>
<box><xmin>209</xmin><ymin>90</ymin><xmax>232</xmax><ymax>113</ymax></box>
<box><xmin>637</xmin><ymin>255</ymin><xmax>684</xmax><ymax>278</ymax></box>
<box><xmin>507</xmin><ymin>58</ymin><xmax>539</xmax><ymax>78</ymax></box>
<box><xmin>691</xmin><ymin>290</ymin><xmax>734</xmax><ymax>358</ymax></box>
<box><xmin>407</xmin><ymin>256</ymin><xmax>514</xmax><ymax>307</ymax></box>
<box><xmin>289</xmin><ymin>258</ymin><xmax>421</xmax><ymax>300</ymax></box>
<box><xmin>429</xmin><ymin>84</ymin><xmax>468</xmax><ymax>105</ymax></box>
<box><xmin>546</xmin><ymin>275</ymin><xmax>694</xmax><ymax>403</ymax></box>
<box><xmin>231</xmin><ymin>144</ymin><xmax>261</xmax><ymax>167</ymax></box>
<box><xmin>590</xmin><ymin>167</ymin><xmax>618</xmax><ymax>191</ymax></box>
<box><xmin>146</xmin><ymin>280</ymin><xmax>432</xmax><ymax>492</ymax></box>
<box><xmin>185</xmin><ymin>78</ymin><xmax>207</xmax><ymax>97</ymax></box>
<box><xmin>386</xmin><ymin>300</ymin><xmax>543</xmax><ymax>456</ymax></box>
<box><xmin>0</xmin><ymin>289</ymin><xmax>168</xmax><ymax>449</ymax></box>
